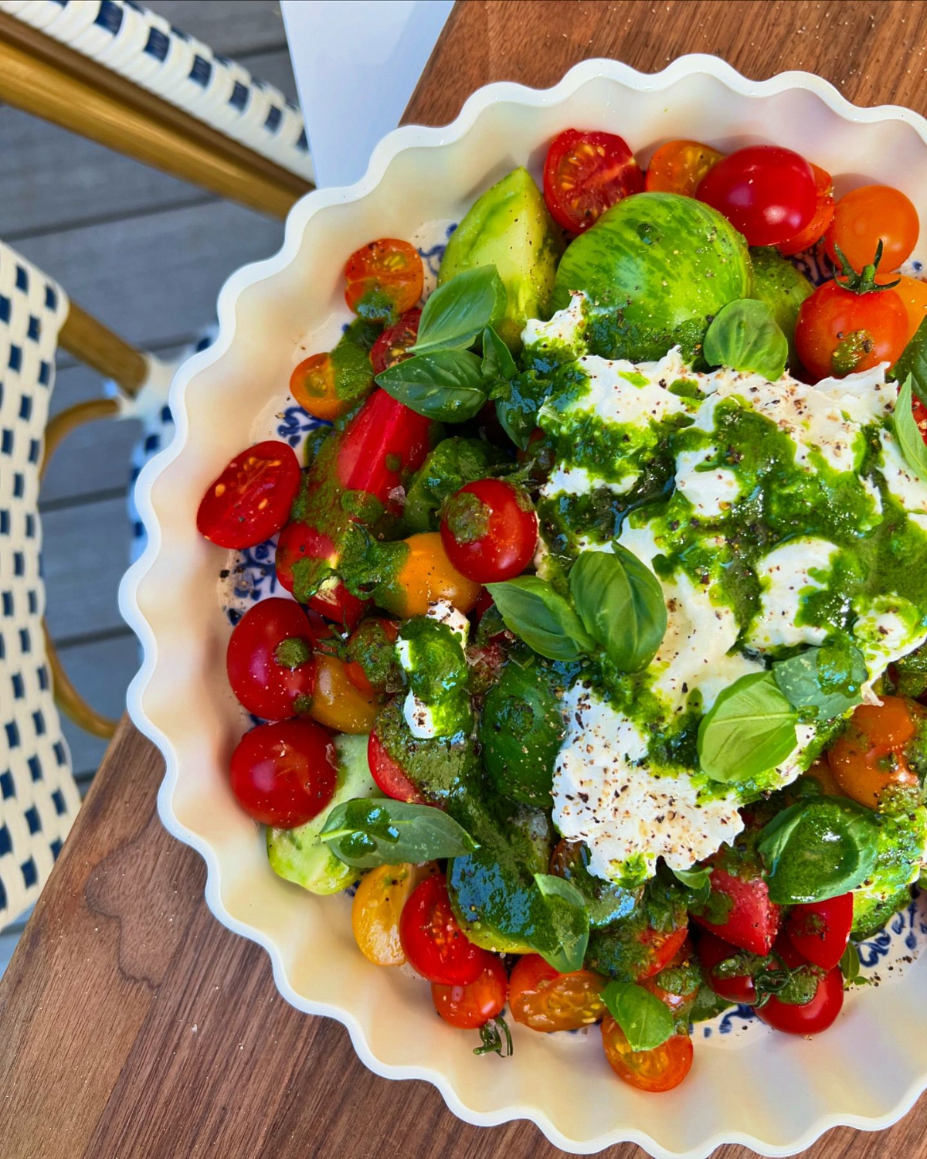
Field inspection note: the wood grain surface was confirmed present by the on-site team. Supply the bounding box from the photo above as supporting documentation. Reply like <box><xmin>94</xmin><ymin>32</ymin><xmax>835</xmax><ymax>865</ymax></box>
<box><xmin>5</xmin><ymin>2</ymin><xmax>927</xmax><ymax>1157</ymax></box>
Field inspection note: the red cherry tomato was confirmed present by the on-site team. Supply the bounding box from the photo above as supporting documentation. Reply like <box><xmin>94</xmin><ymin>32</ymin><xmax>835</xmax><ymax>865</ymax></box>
<box><xmin>636</xmin><ymin>922</ymin><xmax>690</xmax><ymax>981</ymax></box>
<box><xmin>275</xmin><ymin>520</ymin><xmax>369</xmax><ymax>630</ymax></box>
<box><xmin>645</xmin><ymin>140</ymin><xmax>724</xmax><ymax>197</ymax></box>
<box><xmin>756</xmin><ymin>937</ymin><xmax>844</xmax><ymax>1035</ymax></box>
<box><xmin>226</xmin><ymin>598</ymin><xmax>319</xmax><ymax>720</ymax></box>
<box><xmin>777</xmin><ymin>163</ymin><xmax>835</xmax><ymax>256</ymax></box>
<box><xmin>697</xmin><ymin>931</ymin><xmax>757</xmax><ymax>1004</ymax></box>
<box><xmin>371</xmin><ymin>309</ymin><xmax>421</xmax><ymax>375</ymax></box>
<box><xmin>344</xmin><ymin>239</ymin><xmax>423</xmax><ymax>321</ymax></box>
<box><xmin>197</xmin><ymin>441</ymin><xmax>301</xmax><ymax>550</ymax></box>
<box><xmin>696</xmin><ymin>145</ymin><xmax>816</xmax><ymax>246</ymax></box>
<box><xmin>399</xmin><ymin>875</ymin><xmax>488</xmax><ymax>985</ymax></box>
<box><xmin>343</xmin><ymin>618</ymin><xmax>400</xmax><ymax>696</ymax></box>
<box><xmin>786</xmin><ymin>893</ymin><xmax>854</xmax><ymax>972</ymax></box>
<box><xmin>229</xmin><ymin>718</ymin><xmax>337</xmax><ymax>828</ymax></box>
<box><xmin>543</xmin><ymin>128</ymin><xmax>644</xmax><ymax>234</ymax></box>
<box><xmin>692</xmin><ymin>866</ymin><xmax>781</xmax><ymax>955</ymax></box>
<box><xmin>825</xmin><ymin>184</ymin><xmax>919</xmax><ymax>273</ymax></box>
<box><xmin>440</xmin><ymin>478</ymin><xmax>538</xmax><ymax>584</ymax></box>
<box><xmin>367</xmin><ymin>729</ymin><xmax>424</xmax><ymax>804</ymax></box>
<box><xmin>601</xmin><ymin>1018</ymin><xmax>694</xmax><ymax>1093</ymax></box>
<box><xmin>794</xmin><ymin>280</ymin><xmax>909</xmax><ymax>380</ymax></box>
<box><xmin>431</xmin><ymin>955</ymin><xmax>508</xmax><ymax>1029</ymax></box>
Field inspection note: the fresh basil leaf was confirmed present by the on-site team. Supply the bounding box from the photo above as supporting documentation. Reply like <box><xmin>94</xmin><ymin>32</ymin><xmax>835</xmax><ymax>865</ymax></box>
<box><xmin>481</xmin><ymin>324</ymin><xmax>518</xmax><ymax>381</ymax></box>
<box><xmin>486</xmin><ymin>576</ymin><xmax>595</xmax><ymax>661</ymax></box>
<box><xmin>892</xmin><ymin>318</ymin><xmax>927</xmax><ymax>406</ymax></box>
<box><xmin>411</xmin><ymin>265</ymin><xmax>506</xmax><ymax>355</ymax></box>
<box><xmin>532</xmin><ymin>873</ymin><xmax>590</xmax><ymax>973</ymax></box>
<box><xmin>320</xmin><ymin>798</ymin><xmax>477</xmax><ymax>868</ymax></box>
<box><xmin>757</xmin><ymin>797</ymin><xmax>881</xmax><ymax>904</ymax></box>
<box><xmin>697</xmin><ymin>671</ymin><xmax>799</xmax><ymax>784</ymax></box>
<box><xmin>601</xmin><ymin>981</ymin><xmax>676</xmax><ymax>1052</ymax></box>
<box><xmin>703</xmin><ymin>298</ymin><xmax>788</xmax><ymax>381</ymax></box>
<box><xmin>376</xmin><ymin>349</ymin><xmax>487</xmax><ymax>421</ymax></box>
<box><xmin>839</xmin><ymin>943</ymin><xmax>862</xmax><ymax>987</ymax></box>
<box><xmin>570</xmin><ymin>547</ymin><xmax>667</xmax><ymax>673</ymax></box>
<box><xmin>773</xmin><ymin>640</ymin><xmax>867</xmax><ymax>721</ymax></box>
<box><xmin>893</xmin><ymin>375</ymin><xmax>927</xmax><ymax>484</ymax></box>
<box><xmin>672</xmin><ymin>866</ymin><xmax>712</xmax><ymax>891</ymax></box>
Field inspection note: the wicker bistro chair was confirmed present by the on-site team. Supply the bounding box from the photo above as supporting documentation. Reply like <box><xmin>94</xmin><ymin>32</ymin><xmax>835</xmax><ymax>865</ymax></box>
<box><xmin>0</xmin><ymin>0</ymin><xmax>316</xmax><ymax>929</ymax></box>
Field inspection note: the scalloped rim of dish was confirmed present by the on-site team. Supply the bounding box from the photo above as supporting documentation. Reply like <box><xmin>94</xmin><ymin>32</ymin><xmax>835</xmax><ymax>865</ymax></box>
<box><xmin>119</xmin><ymin>54</ymin><xmax>927</xmax><ymax>1158</ymax></box>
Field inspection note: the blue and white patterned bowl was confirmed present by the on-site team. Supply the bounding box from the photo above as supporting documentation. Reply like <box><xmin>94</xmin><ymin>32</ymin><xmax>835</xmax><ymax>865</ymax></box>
<box><xmin>121</xmin><ymin>56</ymin><xmax>927</xmax><ymax>1159</ymax></box>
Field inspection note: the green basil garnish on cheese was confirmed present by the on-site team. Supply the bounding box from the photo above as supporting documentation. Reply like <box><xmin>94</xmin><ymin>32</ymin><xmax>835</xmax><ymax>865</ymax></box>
<box><xmin>411</xmin><ymin>264</ymin><xmax>506</xmax><ymax>355</ymax></box>
<box><xmin>570</xmin><ymin>547</ymin><xmax>667</xmax><ymax>673</ymax></box>
<box><xmin>894</xmin><ymin>375</ymin><xmax>927</xmax><ymax>484</ymax></box>
<box><xmin>486</xmin><ymin>576</ymin><xmax>595</xmax><ymax>661</ymax></box>
<box><xmin>697</xmin><ymin>671</ymin><xmax>799</xmax><ymax>784</ymax></box>
<box><xmin>703</xmin><ymin>298</ymin><xmax>789</xmax><ymax>382</ymax></box>
<box><xmin>319</xmin><ymin>798</ymin><xmax>477</xmax><ymax>868</ymax></box>
<box><xmin>757</xmin><ymin>797</ymin><xmax>881</xmax><ymax>905</ymax></box>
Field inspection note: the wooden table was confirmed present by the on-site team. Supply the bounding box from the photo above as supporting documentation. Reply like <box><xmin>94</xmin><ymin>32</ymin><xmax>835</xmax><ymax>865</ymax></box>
<box><xmin>4</xmin><ymin>2</ymin><xmax>927</xmax><ymax>1156</ymax></box>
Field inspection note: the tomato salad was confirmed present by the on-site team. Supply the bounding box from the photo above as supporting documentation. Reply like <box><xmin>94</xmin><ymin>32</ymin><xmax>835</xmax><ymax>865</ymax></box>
<box><xmin>197</xmin><ymin>129</ymin><xmax>927</xmax><ymax>1093</ymax></box>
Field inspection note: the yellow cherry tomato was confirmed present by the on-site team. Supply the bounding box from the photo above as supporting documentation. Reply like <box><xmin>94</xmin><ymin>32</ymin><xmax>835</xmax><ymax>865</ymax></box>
<box><xmin>352</xmin><ymin>861</ymin><xmax>438</xmax><ymax>966</ymax></box>
<box><xmin>378</xmin><ymin>532</ymin><xmax>482</xmax><ymax>618</ymax></box>
<box><xmin>309</xmin><ymin>653</ymin><xmax>379</xmax><ymax>733</ymax></box>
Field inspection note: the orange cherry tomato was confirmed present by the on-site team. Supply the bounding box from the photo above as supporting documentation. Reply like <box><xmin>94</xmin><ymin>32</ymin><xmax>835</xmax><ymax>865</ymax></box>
<box><xmin>289</xmin><ymin>353</ymin><xmax>344</xmax><ymax>422</ymax></box>
<box><xmin>352</xmin><ymin>861</ymin><xmax>438</xmax><ymax>967</ymax></box>
<box><xmin>344</xmin><ymin>238</ymin><xmax>423</xmax><ymax>321</ymax></box>
<box><xmin>777</xmin><ymin>164</ymin><xmax>835</xmax><ymax>256</ymax></box>
<box><xmin>827</xmin><ymin>696</ymin><xmax>922</xmax><ymax>808</ymax></box>
<box><xmin>378</xmin><ymin>532</ymin><xmax>482</xmax><ymax>618</ymax></box>
<box><xmin>601</xmin><ymin>1018</ymin><xmax>694</xmax><ymax>1093</ymax></box>
<box><xmin>645</xmin><ymin>140</ymin><xmax>724</xmax><ymax>197</ymax></box>
<box><xmin>877</xmin><ymin>273</ymin><xmax>927</xmax><ymax>341</ymax></box>
<box><xmin>825</xmin><ymin>184</ymin><xmax>919</xmax><ymax>273</ymax></box>
<box><xmin>794</xmin><ymin>279</ymin><xmax>909</xmax><ymax>380</ymax></box>
<box><xmin>308</xmin><ymin>652</ymin><xmax>380</xmax><ymax>734</ymax></box>
<box><xmin>431</xmin><ymin>956</ymin><xmax>508</xmax><ymax>1029</ymax></box>
<box><xmin>508</xmin><ymin>953</ymin><xmax>607</xmax><ymax>1032</ymax></box>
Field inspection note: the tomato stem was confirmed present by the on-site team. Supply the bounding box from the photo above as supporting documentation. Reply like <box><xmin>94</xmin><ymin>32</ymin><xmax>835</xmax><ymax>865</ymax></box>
<box><xmin>832</xmin><ymin>240</ymin><xmax>901</xmax><ymax>295</ymax></box>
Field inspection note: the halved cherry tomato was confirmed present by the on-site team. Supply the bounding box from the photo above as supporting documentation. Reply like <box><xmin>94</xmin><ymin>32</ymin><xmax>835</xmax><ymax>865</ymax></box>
<box><xmin>399</xmin><ymin>874</ymin><xmax>488</xmax><ymax>985</ymax></box>
<box><xmin>827</xmin><ymin>696</ymin><xmax>921</xmax><ymax>808</ymax></box>
<box><xmin>794</xmin><ymin>279</ymin><xmax>908</xmax><ymax>379</ymax></box>
<box><xmin>289</xmin><ymin>344</ymin><xmax>373</xmax><ymax>423</ymax></box>
<box><xmin>352</xmin><ymin>861</ymin><xmax>437</xmax><ymax>966</ymax></box>
<box><xmin>601</xmin><ymin>1018</ymin><xmax>694</xmax><ymax>1093</ymax></box>
<box><xmin>344</xmin><ymin>239</ymin><xmax>423</xmax><ymax>321</ymax></box>
<box><xmin>377</xmin><ymin>532</ymin><xmax>482</xmax><ymax>618</ymax></box>
<box><xmin>197</xmin><ymin>440</ymin><xmax>301</xmax><ymax>549</ymax></box>
<box><xmin>543</xmin><ymin>128</ymin><xmax>644</xmax><ymax>234</ymax></box>
<box><xmin>786</xmin><ymin>893</ymin><xmax>853</xmax><ymax>971</ymax></box>
<box><xmin>371</xmin><ymin>308</ymin><xmax>421</xmax><ymax>374</ymax></box>
<box><xmin>226</xmin><ymin>598</ymin><xmax>319</xmax><ymax>720</ymax></box>
<box><xmin>343</xmin><ymin>618</ymin><xmax>401</xmax><ymax>696</ymax></box>
<box><xmin>756</xmin><ymin>937</ymin><xmax>843</xmax><ymax>1035</ymax></box>
<box><xmin>693</xmin><ymin>865</ymin><xmax>780</xmax><ymax>955</ymax></box>
<box><xmin>637</xmin><ymin>923</ymin><xmax>690</xmax><ymax>981</ymax></box>
<box><xmin>367</xmin><ymin>728</ymin><xmax>424</xmax><ymax>804</ymax></box>
<box><xmin>308</xmin><ymin>653</ymin><xmax>379</xmax><ymax>734</ymax></box>
<box><xmin>274</xmin><ymin>521</ymin><xmax>370</xmax><ymax>630</ymax></box>
<box><xmin>229</xmin><ymin>718</ymin><xmax>337</xmax><ymax>827</ymax></box>
<box><xmin>440</xmin><ymin>479</ymin><xmax>538</xmax><ymax>584</ymax></box>
<box><xmin>697</xmin><ymin>931</ymin><xmax>757</xmax><ymax>1005</ymax></box>
<box><xmin>777</xmin><ymin>163</ymin><xmax>835</xmax><ymax>256</ymax></box>
<box><xmin>825</xmin><ymin>184</ymin><xmax>919</xmax><ymax>273</ymax></box>
<box><xmin>696</xmin><ymin>145</ymin><xmax>816</xmax><ymax>246</ymax></box>
<box><xmin>645</xmin><ymin>140</ymin><xmax>723</xmax><ymax>197</ymax></box>
<box><xmin>642</xmin><ymin>940</ymin><xmax>700</xmax><ymax>1016</ymax></box>
<box><xmin>509</xmin><ymin>953</ymin><xmax>606</xmax><ymax>1032</ymax></box>
<box><xmin>432</xmin><ymin>955</ymin><xmax>508</xmax><ymax>1029</ymax></box>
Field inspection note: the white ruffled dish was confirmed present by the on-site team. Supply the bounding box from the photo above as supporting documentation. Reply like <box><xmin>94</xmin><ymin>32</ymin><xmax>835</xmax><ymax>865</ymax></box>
<box><xmin>120</xmin><ymin>55</ymin><xmax>927</xmax><ymax>1158</ymax></box>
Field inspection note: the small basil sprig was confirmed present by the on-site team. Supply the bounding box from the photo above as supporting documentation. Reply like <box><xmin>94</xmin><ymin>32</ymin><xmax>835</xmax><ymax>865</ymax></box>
<box><xmin>531</xmin><ymin>873</ymin><xmax>590</xmax><ymax>973</ymax></box>
<box><xmin>893</xmin><ymin>320</ymin><xmax>927</xmax><ymax>406</ymax></box>
<box><xmin>757</xmin><ymin>797</ymin><xmax>881</xmax><ymax>904</ymax></box>
<box><xmin>601</xmin><ymin>981</ymin><xmax>675</xmax><ymax>1053</ymax></box>
<box><xmin>671</xmin><ymin>865</ymin><xmax>712</xmax><ymax>907</ymax></box>
<box><xmin>488</xmin><ymin>547</ymin><xmax>667</xmax><ymax>670</ymax></box>
<box><xmin>411</xmin><ymin>265</ymin><xmax>505</xmax><ymax>355</ymax></box>
<box><xmin>481</xmin><ymin>323</ymin><xmax>517</xmax><ymax>380</ymax></box>
<box><xmin>703</xmin><ymin>298</ymin><xmax>788</xmax><ymax>381</ymax></box>
<box><xmin>376</xmin><ymin>348</ymin><xmax>487</xmax><ymax>421</ymax></box>
<box><xmin>894</xmin><ymin>375</ymin><xmax>927</xmax><ymax>484</ymax></box>
<box><xmin>571</xmin><ymin>546</ymin><xmax>667</xmax><ymax>672</ymax></box>
<box><xmin>319</xmin><ymin>798</ymin><xmax>477</xmax><ymax>868</ymax></box>
<box><xmin>773</xmin><ymin>639</ymin><xmax>867</xmax><ymax>721</ymax></box>
<box><xmin>486</xmin><ymin>576</ymin><xmax>595</xmax><ymax>661</ymax></box>
<box><xmin>697</xmin><ymin>671</ymin><xmax>798</xmax><ymax>785</ymax></box>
